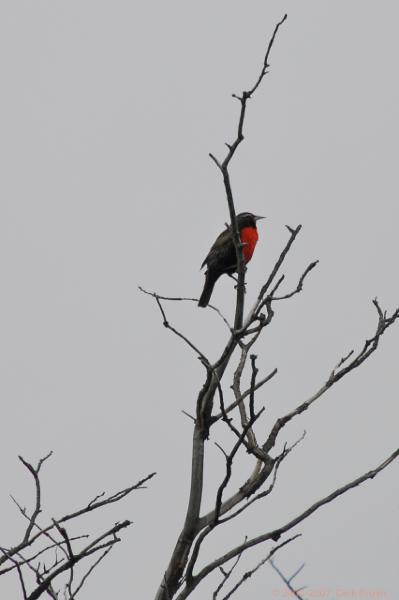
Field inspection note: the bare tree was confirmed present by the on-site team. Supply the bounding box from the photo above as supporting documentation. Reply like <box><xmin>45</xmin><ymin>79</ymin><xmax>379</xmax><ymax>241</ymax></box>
<box><xmin>0</xmin><ymin>452</ymin><xmax>154</xmax><ymax>599</ymax></box>
<box><xmin>3</xmin><ymin>13</ymin><xmax>397</xmax><ymax>600</ymax></box>
<box><xmin>139</xmin><ymin>14</ymin><xmax>399</xmax><ymax>600</ymax></box>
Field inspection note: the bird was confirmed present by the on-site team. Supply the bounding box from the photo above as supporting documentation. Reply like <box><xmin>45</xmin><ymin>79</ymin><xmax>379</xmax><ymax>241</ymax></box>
<box><xmin>198</xmin><ymin>212</ymin><xmax>264</xmax><ymax>307</ymax></box>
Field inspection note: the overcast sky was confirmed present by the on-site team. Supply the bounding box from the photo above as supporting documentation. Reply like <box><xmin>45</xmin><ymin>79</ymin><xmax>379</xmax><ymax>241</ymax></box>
<box><xmin>1</xmin><ymin>1</ymin><xmax>398</xmax><ymax>599</ymax></box>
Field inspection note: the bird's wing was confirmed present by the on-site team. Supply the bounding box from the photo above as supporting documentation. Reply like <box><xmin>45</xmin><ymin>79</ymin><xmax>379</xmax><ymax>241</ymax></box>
<box><xmin>200</xmin><ymin>228</ymin><xmax>235</xmax><ymax>271</ymax></box>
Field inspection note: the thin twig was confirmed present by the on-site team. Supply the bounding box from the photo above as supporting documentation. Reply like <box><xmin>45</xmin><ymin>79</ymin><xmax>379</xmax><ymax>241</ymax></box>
<box><xmin>0</xmin><ymin>536</ymin><xmax>87</xmax><ymax>576</ymax></box>
<box><xmin>213</xmin><ymin>543</ymin><xmax>246</xmax><ymax>599</ymax></box>
<box><xmin>222</xmin><ymin>535</ymin><xmax>301</xmax><ymax>600</ymax></box>
<box><xmin>26</xmin><ymin>521</ymin><xmax>131</xmax><ymax>600</ymax></box>
<box><xmin>269</xmin><ymin>559</ymin><xmax>306</xmax><ymax>599</ymax></box>
<box><xmin>218</xmin><ymin>431</ymin><xmax>306</xmax><ymax>525</ymax></box>
<box><xmin>1</xmin><ymin>472</ymin><xmax>155</xmax><ymax>569</ymax></box>
<box><xmin>139</xmin><ymin>287</ymin><xmax>211</xmax><ymax>365</ymax></box>
<box><xmin>212</xmin><ymin>368</ymin><xmax>277</xmax><ymax>422</ymax></box>
<box><xmin>138</xmin><ymin>287</ymin><xmax>233</xmax><ymax>331</ymax></box>
<box><xmin>18</xmin><ymin>453</ymin><xmax>53</xmax><ymax>544</ymax></box>
<box><xmin>272</xmin><ymin>261</ymin><xmax>318</xmax><ymax>301</ymax></box>
<box><xmin>263</xmin><ymin>300</ymin><xmax>399</xmax><ymax>454</ymax></box>
<box><xmin>214</xmin><ymin>408</ymin><xmax>265</xmax><ymax>524</ymax></box>
<box><xmin>71</xmin><ymin>545</ymin><xmax>113</xmax><ymax>597</ymax></box>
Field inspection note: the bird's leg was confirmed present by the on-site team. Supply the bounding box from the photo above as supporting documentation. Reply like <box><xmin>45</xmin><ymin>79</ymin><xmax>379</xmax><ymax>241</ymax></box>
<box><xmin>228</xmin><ymin>273</ymin><xmax>247</xmax><ymax>292</ymax></box>
<box><xmin>235</xmin><ymin>281</ymin><xmax>247</xmax><ymax>292</ymax></box>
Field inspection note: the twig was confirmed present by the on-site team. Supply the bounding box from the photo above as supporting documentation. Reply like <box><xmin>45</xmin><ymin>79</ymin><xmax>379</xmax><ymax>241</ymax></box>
<box><xmin>253</xmin><ymin>224</ymin><xmax>302</xmax><ymax>316</ymax></box>
<box><xmin>222</xmin><ymin>535</ymin><xmax>301</xmax><ymax>600</ymax></box>
<box><xmin>71</xmin><ymin>545</ymin><xmax>113</xmax><ymax>597</ymax></box>
<box><xmin>1</xmin><ymin>472</ymin><xmax>155</xmax><ymax>569</ymax></box>
<box><xmin>139</xmin><ymin>287</ymin><xmax>211</xmax><ymax>365</ymax></box>
<box><xmin>213</xmin><ymin>544</ymin><xmax>246</xmax><ymax>599</ymax></box>
<box><xmin>26</xmin><ymin>521</ymin><xmax>131</xmax><ymax>600</ymax></box>
<box><xmin>181</xmin><ymin>410</ymin><xmax>196</xmax><ymax>423</ymax></box>
<box><xmin>214</xmin><ymin>408</ymin><xmax>265</xmax><ymax>524</ymax></box>
<box><xmin>231</xmin><ymin>342</ymin><xmax>262</xmax><ymax>451</ymax></box>
<box><xmin>17</xmin><ymin>563</ymin><xmax>28</xmax><ymax>600</ymax></box>
<box><xmin>0</xmin><ymin>535</ymin><xmax>88</xmax><ymax>576</ymax></box>
<box><xmin>263</xmin><ymin>300</ymin><xmax>399</xmax><ymax>454</ymax></box>
<box><xmin>249</xmin><ymin>354</ymin><xmax>258</xmax><ymax>421</ymax></box>
<box><xmin>269</xmin><ymin>559</ymin><xmax>306</xmax><ymax>599</ymax></box>
<box><xmin>212</xmin><ymin>368</ymin><xmax>277</xmax><ymax>422</ymax></box>
<box><xmin>235</xmin><ymin>225</ymin><xmax>304</xmax><ymax>341</ymax></box>
<box><xmin>218</xmin><ymin>431</ymin><xmax>305</xmax><ymax>525</ymax></box>
<box><xmin>217</xmin><ymin>372</ymin><xmax>266</xmax><ymax>461</ymax></box>
<box><xmin>0</xmin><ymin>550</ymin><xmax>29</xmax><ymax>600</ymax></box>
<box><xmin>272</xmin><ymin>261</ymin><xmax>319</xmax><ymax>301</ymax></box>
<box><xmin>52</xmin><ymin>520</ymin><xmax>74</xmax><ymax>592</ymax></box>
<box><xmin>138</xmin><ymin>287</ymin><xmax>233</xmax><ymax>331</ymax></box>
<box><xmin>18</xmin><ymin>453</ymin><xmax>53</xmax><ymax>544</ymax></box>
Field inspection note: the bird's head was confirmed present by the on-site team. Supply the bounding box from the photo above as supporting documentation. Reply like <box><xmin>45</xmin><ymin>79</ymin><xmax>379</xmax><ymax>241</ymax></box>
<box><xmin>236</xmin><ymin>212</ymin><xmax>265</xmax><ymax>229</ymax></box>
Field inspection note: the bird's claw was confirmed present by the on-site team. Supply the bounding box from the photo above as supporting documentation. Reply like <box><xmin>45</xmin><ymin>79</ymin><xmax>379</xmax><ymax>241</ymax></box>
<box><xmin>234</xmin><ymin>281</ymin><xmax>247</xmax><ymax>292</ymax></box>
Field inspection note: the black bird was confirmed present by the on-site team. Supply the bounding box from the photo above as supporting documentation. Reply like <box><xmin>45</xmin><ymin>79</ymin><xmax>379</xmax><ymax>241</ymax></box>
<box><xmin>198</xmin><ymin>212</ymin><xmax>264</xmax><ymax>307</ymax></box>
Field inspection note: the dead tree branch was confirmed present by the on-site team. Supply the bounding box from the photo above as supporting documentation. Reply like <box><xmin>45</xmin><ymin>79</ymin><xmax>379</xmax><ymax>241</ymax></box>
<box><xmin>221</xmin><ymin>536</ymin><xmax>301</xmax><ymax>600</ymax></box>
<box><xmin>263</xmin><ymin>299</ymin><xmax>399</xmax><ymax>455</ymax></box>
<box><xmin>1</xmin><ymin>454</ymin><xmax>155</xmax><ymax>599</ymax></box>
<box><xmin>212</xmin><ymin>544</ymin><xmax>245</xmax><ymax>599</ymax></box>
<box><xmin>209</xmin><ymin>14</ymin><xmax>288</xmax><ymax>332</ymax></box>
<box><xmin>269</xmin><ymin>559</ymin><xmax>306</xmax><ymax>600</ymax></box>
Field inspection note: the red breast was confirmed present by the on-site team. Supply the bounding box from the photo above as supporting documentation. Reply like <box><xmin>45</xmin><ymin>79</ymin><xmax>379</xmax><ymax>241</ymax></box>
<box><xmin>240</xmin><ymin>226</ymin><xmax>259</xmax><ymax>263</ymax></box>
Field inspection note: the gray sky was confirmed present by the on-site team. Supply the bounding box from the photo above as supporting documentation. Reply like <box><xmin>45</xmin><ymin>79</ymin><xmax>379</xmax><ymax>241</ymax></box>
<box><xmin>1</xmin><ymin>1</ymin><xmax>398</xmax><ymax>598</ymax></box>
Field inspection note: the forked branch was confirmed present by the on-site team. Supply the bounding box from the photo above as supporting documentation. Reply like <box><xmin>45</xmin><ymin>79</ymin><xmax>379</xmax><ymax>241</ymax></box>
<box><xmin>1</xmin><ymin>454</ymin><xmax>155</xmax><ymax>599</ymax></box>
<box><xmin>263</xmin><ymin>299</ymin><xmax>399</xmax><ymax>454</ymax></box>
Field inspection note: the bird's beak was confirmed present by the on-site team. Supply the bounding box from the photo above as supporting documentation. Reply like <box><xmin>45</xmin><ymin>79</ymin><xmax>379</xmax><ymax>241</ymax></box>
<box><xmin>254</xmin><ymin>215</ymin><xmax>265</xmax><ymax>221</ymax></box>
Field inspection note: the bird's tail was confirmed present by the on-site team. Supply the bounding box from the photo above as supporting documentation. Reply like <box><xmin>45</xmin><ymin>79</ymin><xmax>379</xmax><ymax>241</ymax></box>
<box><xmin>198</xmin><ymin>271</ymin><xmax>218</xmax><ymax>307</ymax></box>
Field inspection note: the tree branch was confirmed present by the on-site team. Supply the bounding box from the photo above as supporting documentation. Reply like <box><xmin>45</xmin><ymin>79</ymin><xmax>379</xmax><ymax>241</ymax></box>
<box><xmin>263</xmin><ymin>300</ymin><xmax>399</xmax><ymax>454</ymax></box>
<box><xmin>18</xmin><ymin>452</ymin><xmax>53</xmax><ymax>544</ymax></box>
<box><xmin>269</xmin><ymin>559</ymin><xmax>306</xmax><ymax>600</ymax></box>
<box><xmin>180</xmin><ymin>445</ymin><xmax>399</xmax><ymax>599</ymax></box>
<box><xmin>26</xmin><ymin>521</ymin><xmax>131</xmax><ymax>600</ymax></box>
<box><xmin>222</xmin><ymin>535</ymin><xmax>301</xmax><ymax>600</ymax></box>
<box><xmin>209</xmin><ymin>14</ymin><xmax>288</xmax><ymax>331</ymax></box>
